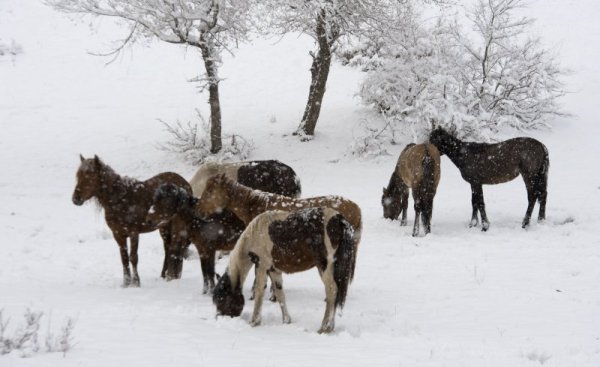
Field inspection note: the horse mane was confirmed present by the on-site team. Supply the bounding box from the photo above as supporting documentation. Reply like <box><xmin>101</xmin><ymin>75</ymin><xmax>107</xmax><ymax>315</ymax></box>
<box><xmin>219</xmin><ymin>175</ymin><xmax>279</xmax><ymax>212</ymax></box>
<box><xmin>87</xmin><ymin>156</ymin><xmax>143</xmax><ymax>205</ymax></box>
<box><xmin>385</xmin><ymin>166</ymin><xmax>404</xmax><ymax>198</ymax></box>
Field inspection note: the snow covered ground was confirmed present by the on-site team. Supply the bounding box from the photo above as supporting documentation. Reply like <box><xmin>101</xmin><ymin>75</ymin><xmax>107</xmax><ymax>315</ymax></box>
<box><xmin>1</xmin><ymin>1</ymin><xmax>599</xmax><ymax>366</ymax></box>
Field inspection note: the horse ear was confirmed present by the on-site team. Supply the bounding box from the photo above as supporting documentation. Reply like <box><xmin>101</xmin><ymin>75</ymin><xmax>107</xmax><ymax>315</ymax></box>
<box><xmin>80</xmin><ymin>154</ymin><xmax>85</xmax><ymax>162</ymax></box>
<box><xmin>215</xmin><ymin>273</ymin><xmax>221</xmax><ymax>281</ymax></box>
<box><xmin>93</xmin><ymin>155</ymin><xmax>100</xmax><ymax>166</ymax></box>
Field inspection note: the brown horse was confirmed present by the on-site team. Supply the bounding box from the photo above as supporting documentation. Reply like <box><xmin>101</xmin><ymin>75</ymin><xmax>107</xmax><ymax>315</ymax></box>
<box><xmin>382</xmin><ymin>143</ymin><xmax>441</xmax><ymax>236</ymax></box>
<box><xmin>197</xmin><ymin>174</ymin><xmax>362</xmax><ymax>249</ymax></box>
<box><xmin>429</xmin><ymin>127</ymin><xmax>549</xmax><ymax>230</ymax></box>
<box><xmin>213</xmin><ymin>207</ymin><xmax>357</xmax><ymax>333</ymax></box>
<box><xmin>72</xmin><ymin>155</ymin><xmax>192</xmax><ymax>287</ymax></box>
<box><xmin>146</xmin><ymin>183</ymin><xmax>245</xmax><ymax>294</ymax></box>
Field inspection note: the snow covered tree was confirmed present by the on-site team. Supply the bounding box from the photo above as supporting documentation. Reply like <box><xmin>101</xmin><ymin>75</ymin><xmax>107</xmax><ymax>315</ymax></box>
<box><xmin>256</xmin><ymin>0</ymin><xmax>417</xmax><ymax>140</ymax></box>
<box><xmin>47</xmin><ymin>0</ymin><xmax>255</xmax><ymax>153</ymax></box>
<box><xmin>354</xmin><ymin>0</ymin><xmax>566</xmax><ymax>146</ymax></box>
<box><xmin>455</xmin><ymin>0</ymin><xmax>565</xmax><ymax>130</ymax></box>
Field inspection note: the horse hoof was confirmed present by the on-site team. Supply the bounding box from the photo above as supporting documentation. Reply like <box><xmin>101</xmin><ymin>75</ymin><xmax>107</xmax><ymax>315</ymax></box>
<box><xmin>249</xmin><ymin>318</ymin><xmax>261</xmax><ymax>327</ymax></box>
<box><xmin>318</xmin><ymin>325</ymin><xmax>334</xmax><ymax>334</ymax></box>
<box><xmin>481</xmin><ymin>224</ymin><xmax>489</xmax><ymax>232</ymax></box>
<box><xmin>282</xmin><ymin>316</ymin><xmax>292</xmax><ymax>324</ymax></box>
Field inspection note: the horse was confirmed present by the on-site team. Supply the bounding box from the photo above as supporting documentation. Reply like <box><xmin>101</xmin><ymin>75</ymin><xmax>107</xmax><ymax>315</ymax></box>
<box><xmin>213</xmin><ymin>207</ymin><xmax>357</xmax><ymax>334</ymax></box>
<box><xmin>429</xmin><ymin>127</ymin><xmax>549</xmax><ymax>230</ymax></box>
<box><xmin>72</xmin><ymin>155</ymin><xmax>192</xmax><ymax>286</ymax></box>
<box><xmin>159</xmin><ymin>160</ymin><xmax>302</xmax><ymax>280</ymax></box>
<box><xmin>382</xmin><ymin>143</ymin><xmax>441</xmax><ymax>236</ymax></box>
<box><xmin>146</xmin><ymin>183</ymin><xmax>245</xmax><ymax>294</ymax></box>
<box><xmin>189</xmin><ymin>160</ymin><xmax>302</xmax><ymax>198</ymax></box>
<box><xmin>197</xmin><ymin>174</ymin><xmax>362</xmax><ymax>249</ymax></box>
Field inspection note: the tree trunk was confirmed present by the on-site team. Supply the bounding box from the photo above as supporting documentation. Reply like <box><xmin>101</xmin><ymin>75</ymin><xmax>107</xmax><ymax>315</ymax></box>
<box><xmin>199</xmin><ymin>39</ymin><xmax>222</xmax><ymax>153</ymax></box>
<box><xmin>296</xmin><ymin>10</ymin><xmax>334</xmax><ymax>139</ymax></box>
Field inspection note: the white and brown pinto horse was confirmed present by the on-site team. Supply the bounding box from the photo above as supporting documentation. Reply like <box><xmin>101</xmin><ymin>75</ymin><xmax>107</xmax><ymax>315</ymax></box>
<box><xmin>189</xmin><ymin>160</ymin><xmax>302</xmax><ymax>198</ymax></box>
<box><xmin>382</xmin><ymin>143</ymin><xmax>441</xmax><ymax>236</ymax></box>
<box><xmin>213</xmin><ymin>207</ymin><xmax>357</xmax><ymax>334</ymax></box>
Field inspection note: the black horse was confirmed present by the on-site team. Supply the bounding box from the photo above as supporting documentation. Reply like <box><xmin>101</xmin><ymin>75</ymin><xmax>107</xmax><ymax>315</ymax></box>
<box><xmin>429</xmin><ymin>128</ymin><xmax>549</xmax><ymax>230</ymax></box>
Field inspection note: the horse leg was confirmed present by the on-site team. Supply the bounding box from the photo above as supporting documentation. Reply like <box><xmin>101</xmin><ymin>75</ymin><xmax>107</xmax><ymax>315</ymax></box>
<box><xmin>199</xmin><ymin>247</ymin><xmax>217</xmax><ymax>294</ymax></box>
<box><xmin>472</xmin><ymin>184</ymin><xmax>489</xmax><ymax>231</ymax></box>
<box><xmin>159</xmin><ymin>226</ymin><xmax>171</xmax><ymax>279</ymax></box>
<box><xmin>522</xmin><ymin>179</ymin><xmax>536</xmax><ymax>228</ymax></box>
<box><xmin>423</xmin><ymin>198</ymin><xmax>433</xmax><ymax>235</ymax></box>
<box><xmin>114</xmin><ymin>233</ymin><xmax>132</xmax><ymax>287</ymax></box>
<box><xmin>400</xmin><ymin>188</ymin><xmax>409</xmax><ymax>226</ymax></box>
<box><xmin>412</xmin><ymin>196</ymin><xmax>421</xmax><ymax>237</ymax></box>
<box><xmin>268</xmin><ymin>270</ymin><xmax>291</xmax><ymax>324</ymax></box>
<box><xmin>538</xmin><ymin>190</ymin><xmax>547</xmax><ymax>222</ymax></box>
<box><xmin>469</xmin><ymin>184</ymin><xmax>480</xmax><ymax>228</ymax></box>
<box><xmin>318</xmin><ymin>267</ymin><xmax>338</xmax><ymax>334</ymax></box>
<box><xmin>129</xmin><ymin>233</ymin><xmax>141</xmax><ymax>287</ymax></box>
<box><xmin>168</xmin><ymin>220</ymin><xmax>187</xmax><ymax>280</ymax></box>
<box><xmin>250</xmin><ymin>267</ymin><xmax>268</xmax><ymax>327</ymax></box>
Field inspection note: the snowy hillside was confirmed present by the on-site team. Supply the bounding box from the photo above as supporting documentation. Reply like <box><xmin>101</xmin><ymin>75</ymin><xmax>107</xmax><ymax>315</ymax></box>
<box><xmin>1</xmin><ymin>1</ymin><xmax>599</xmax><ymax>366</ymax></box>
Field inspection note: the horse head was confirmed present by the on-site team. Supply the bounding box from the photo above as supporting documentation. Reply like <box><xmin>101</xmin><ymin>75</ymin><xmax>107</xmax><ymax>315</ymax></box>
<box><xmin>147</xmin><ymin>183</ymin><xmax>193</xmax><ymax>227</ymax></box>
<box><xmin>72</xmin><ymin>154</ymin><xmax>103</xmax><ymax>206</ymax></box>
<box><xmin>429</xmin><ymin>127</ymin><xmax>458</xmax><ymax>155</ymax></box>
<box><xmin>213</xmin><ymin>271</ymin><xmax>244</xmax><ymax>317</ymax></box>
<box><xmin>381</xmin><ymin>186</ymin><xmax>402</xmax><ymax>220</ymax></box>
<box><xmin>198</xmin><ymin>174</ymin><xmax>230</xmax><ymax>216</ymax></box>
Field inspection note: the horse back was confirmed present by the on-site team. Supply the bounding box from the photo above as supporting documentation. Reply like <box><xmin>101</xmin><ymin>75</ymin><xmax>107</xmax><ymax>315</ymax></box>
<box><xmin>146</xmin><ymin>172</ymin><xmax>192</xmax><ymax>193</ymax></box>
<box><xmin>237</xmin><ymin>160</ymin><xmax>301</xmax><ymax>198</ymax></box>
<box><xmin>459</xmin><ymin>137</ymin><xmax>547</xmax><ymax>184</ymax></box>
<box><xmin>276</xmin><ymin>196</ymin><xmax>362</xmax><ymax>239</ymax></box>
<box><xmin>189</xmin><ymin>162</ymin><xmax>243</xmax><ymax>196</ymax></box>
<box><xmin>398</xmin><ymin>143</ymin><xmax>441</xmax><ymax>188</ymax></box>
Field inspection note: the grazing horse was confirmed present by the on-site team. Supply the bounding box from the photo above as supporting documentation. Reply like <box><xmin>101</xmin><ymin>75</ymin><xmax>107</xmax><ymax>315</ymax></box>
<box><xmin>160</xmin><ymin>160</ymin><xmax>302</xmax><ymax>279</ymax></box>
<box><xmin>197</xmin><ymin>175</ymin><xmax>362</xmax><ymax>250</ymax></box>
<box><xmin>189</xmin><ymin>160</ymin><xmax>302</xmax><ymax>198</ymax></box>
<box><xmin>72</xmin><ymin>155</ymin><xmax>192</xmax><ymax>286</ymax></box>
<box><xmin>146</xmin><ymin>183</ymin><xmax>245</xmax><ymax>293</ymax></box>
<box><xmin>429</xmin><ymin>127</ymin><xmax>549</xmax><ymax>230</ymax></box>
<box><xmin>213</xmin><ymin>207</ymin><xmax>357</xmax><ymax>334</ymax></box>
<box><xmin>382</xmin><ymin>143</ymin><xmax>441</xmax><ymax>236</ymax></box>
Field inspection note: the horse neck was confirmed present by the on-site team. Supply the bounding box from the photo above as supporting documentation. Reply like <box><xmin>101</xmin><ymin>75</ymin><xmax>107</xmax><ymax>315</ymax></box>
<box><xmin>95</xmin><ymin>166</ymin><xmax>131</xmax><ymax>206</ymax></box>
<box><xmin>224</xmin><ymin>180</ymin><xmax>264</xmax><ymax>224</ymax></box>
<box><xmin>385</xmin><ymin>169</ymin><xmax>403</xmax><ymax>197</ymax></box>
<box><xmin>438</xmin><ymin>134</ymin><xmax>464</xmax><ymax>164</ymax></box>
<box><xmin>227</xmin><ymin>244</ymin><xmax>254</xmax><ymax>291</ymax></box>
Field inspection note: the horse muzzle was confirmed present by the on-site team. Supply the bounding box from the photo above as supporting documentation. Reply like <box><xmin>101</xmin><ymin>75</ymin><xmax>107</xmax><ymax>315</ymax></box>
<box><xmin>72</xmin><ymin>196</ymin><xmax>84</xmax><ymax>206</ymax></box>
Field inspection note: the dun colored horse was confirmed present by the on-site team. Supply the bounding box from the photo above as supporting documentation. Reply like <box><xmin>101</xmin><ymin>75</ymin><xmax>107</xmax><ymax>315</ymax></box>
<box><xmin>72</xmin><ymin>155</ymin><xmax>192</xmax><ymax>286</ymax></box>
<box><xmin>147</xmin><ymin>183</ymin><xmax>245</xmax><ymax>293</ymax></box>
<box><xmin>429</xmin><ymin>127</ymin><xmax>549</xmax><ymax>230</ymax></box>
<box><xmin>189</xmin><ymin>160</ymin><xmax>302</xmax><ymax>198</ymax></box>
<box><xmin>213</xmin><ymin>207</ymin><xmax>357</xmax><ymax>333</ymax></box>
<box><xmin>382</xmin><ymin>143</ymin><xmax>441</xmax><ymax>236</ymax></box>
<box><xmin>197</xmin><ymin>175</ymin><xmax>362</xmax><ymax>249</ymax></box>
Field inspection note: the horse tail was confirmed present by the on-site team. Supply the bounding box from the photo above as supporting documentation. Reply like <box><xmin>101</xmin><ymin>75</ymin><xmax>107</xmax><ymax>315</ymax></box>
<box><xmin>292</xmin><ymin>176</ymin><xmax>302</xmax><ymax>198</ymax></box>
<box><xmin>328</xmin><ymin>213</ymin><xmax>357</xmax><ymax>310</ymax></box>
<box><xmin>421</xmin><ymin>148</ymin><xmax>435</xmax><ymax>200</ymax></box>
<box><xmin>533</xmin><ymin>144</ymin><xmax>549</xmax><ymax>201</ymax></box>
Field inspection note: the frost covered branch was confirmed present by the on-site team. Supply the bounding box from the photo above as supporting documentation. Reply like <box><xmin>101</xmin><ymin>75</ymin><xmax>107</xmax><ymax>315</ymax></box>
<box><xmin>0</xmin><ymin>309</ymin><xmax>76</xmax><ymax>358</ymax></box>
